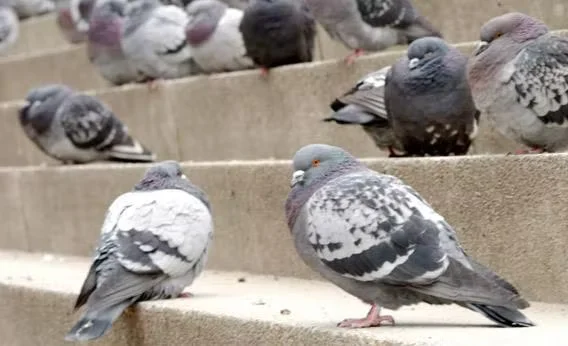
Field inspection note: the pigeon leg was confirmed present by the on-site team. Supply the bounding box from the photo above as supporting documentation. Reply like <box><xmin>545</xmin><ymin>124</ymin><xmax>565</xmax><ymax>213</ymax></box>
<box><xmin>508</xmin><ymin>147</ymin><xmax>546</xmax><ymax>155</ymax></box>
<box><xmin>344</xmin><ymin>49</ymin><xmax>364</xmax><ymax>66</ymax></box>
<box><xmin>178</xmin><ymin>292</ymin><xmax>193</xmax><ymax>298</ymax></box>
<box><xmin>146</xmin><ymin>79</ymin><xmax>162</xmax><ymax>92</ymax></box>
<box><xmin>337</xmin><ymin>304</ymin><xmax>395</xmax><ymax>328</ymax></box>
<box><xmin>260</xmin><ymin>67</ymin><xmax>270</xmax><ymax>78</ymax></box>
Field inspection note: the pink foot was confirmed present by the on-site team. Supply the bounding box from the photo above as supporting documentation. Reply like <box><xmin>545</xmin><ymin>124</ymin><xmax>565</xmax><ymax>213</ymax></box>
<box><xmin>260</xmin><ymin>67</ymin><xmax>269</xmax><ymax>78</ymax></box>
<box><xmin>337</xmin><ymin>304</ymin><xmax>395</xmax><ymax>328</ymax></box>
<box><xmin>344</xmin><ymin>49</ymin><xmax>364</xmax><ymax>66</ymax></box>
<box><xmin>146</xmin><ymin>79</ymin><xmax>161</xmax><ymax>92</ymax></box>
<box><xmin>509</xmin><ymin>147</ymin><xmax>546</xmax><ymax>155</ymax></box>
<box><xmin>178</xmin><ymin>292</ymin><xmax>193</xmax><ymax>298</ymax></box>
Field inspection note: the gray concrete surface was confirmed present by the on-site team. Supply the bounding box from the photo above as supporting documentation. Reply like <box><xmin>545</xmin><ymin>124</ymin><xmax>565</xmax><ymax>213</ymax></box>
<box><xmin>1</xmin><ymin>251</ymin><xmax>567</xmax><ymax>346</ymax></box>
<box><xmin>1</xmin><ymin>154</ymin><xmax>568</xmax><ymax>303</ymax></box>
<box><xmin>0</xmin><ymin>42</ymin><xmax>525</xmax><ymax>166</ymax></box>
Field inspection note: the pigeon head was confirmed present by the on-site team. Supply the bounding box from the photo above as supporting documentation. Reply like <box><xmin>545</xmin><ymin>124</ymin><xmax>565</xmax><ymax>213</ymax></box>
<box><xmin>185</xmin><ymin>0</ymin><xmax>227</xmax><ymax>45</ymax></box>
<box><xmin>406</xmin><ymin>36</ymin><xmax>449</xmax><ymax>70</ymax></box>
<box><xmin>87</xmin><ymin>0</ymin><xmax>126</xmax><ymax>45</ymax></box>
<box><xmin>474</xmin><ymin>13</ymin><xmax>548</xmax><ymax>57</ymax></box>
<box><xmin>19</xmin><ymin>85</ymin><xmax>73</xmax><ymax>134</ymax></box>
<box><xmin>290</xmin><ymin>144</ymin><xmax>362</xmax><ymax>189</ymax></box>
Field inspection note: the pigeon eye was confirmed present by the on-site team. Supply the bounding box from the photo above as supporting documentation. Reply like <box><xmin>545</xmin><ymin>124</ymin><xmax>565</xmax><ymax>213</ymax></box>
<box><xmin>312</xmin><ymin>159</ymin><xmax>320</xmax><ymax>167</ymax></box>
<box><xmin>494</xmin><ymin>32</ymin><xmax>503</xmax><ymax>39</ymax></box>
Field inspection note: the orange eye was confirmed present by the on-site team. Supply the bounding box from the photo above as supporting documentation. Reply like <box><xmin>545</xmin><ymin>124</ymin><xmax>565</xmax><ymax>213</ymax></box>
<box><xmin>495</xmin><ymin>32</ymin><xmax>503</xmax><ymax>39</ymax></box>
<box><xmin>312</xmin><ymin>159</ymin><xmax>320</xmax><ymax>167</ymax></box>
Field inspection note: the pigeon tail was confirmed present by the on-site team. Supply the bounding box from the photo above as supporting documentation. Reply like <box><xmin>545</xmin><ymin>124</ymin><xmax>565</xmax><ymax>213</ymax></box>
<box><xmin>107</xmin><ymin>135</ymin><xmax>156</xmax><ymax>163</ymax></box>
<box><xmin>64</xmin><ymin>302</ymin><xmax>130</xmax><ymax>341</ymax></box>
<box><xmin>323</xmin><ymin>105</ymin><xmax>376</xmax><ymax>125</ymax></box>
<box><xmin>403</xmin><ymin>16</ymin><xmax>443</xmax><ymax>43</ymax></box>
<box><xmin>467</xmin><ymin>303</ymin><xmax>535</xmax><ymax>327</ymax></box>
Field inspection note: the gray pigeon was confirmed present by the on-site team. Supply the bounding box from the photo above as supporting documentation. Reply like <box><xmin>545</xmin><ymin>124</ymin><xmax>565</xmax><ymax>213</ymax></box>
<box><xmin>87</xmin><ymin>0</ymin><xmax>147</xmax><ymax>85</ymax></box>
<box><xmin>0</xmin><ymin>4</ymin><xmax>18</xmax><ymax>55</ymax></box>
<box><xmin>468</xmin><ymin>12</ymin><xmax>568</xmax><ymax>154</ymax></box>
<box><xmin>185</xmin><ymin>0</ymin><xmax>254</xmax><ymax>73</ymax></box>
<box><xmin>18</xmin><ymin>84</ymin><xmax>156</xmax><ymax>164</ymax></box>
<box><xmin>239</xmin><ymin>0</ymin><xmax>316</xmax><ymax>76</ymax></box>
<box><xmin>184</xmin><ymin>0</ymin><xmax>250</xmax><ymax>10</ymax></box>
<box><xmin>304</xmin><ymin>0</ymin><xmax>442</xmax><ymax>64</ymax></box>
<box><xmin>122</xmin><ymin>0</ymin><xmax>199</xmax><ymax>81</ymax></box>
<box><xmin>65</xmin><ymin>161</ymin><xmax>213</xmax><ymax>341</ymax></box>
<box><xmin>56</xmin><ymin>3</ymin><xmax>87</xmax><ymax>44</ymax></box>
<box><xmin>11</xmin><ymin>0</ymin><xmax>55</xmax><ymax>18</ymax></box>
<box><xmin>285</xmin><ymin>144</ymin><xmax>534</xmax><ymax>328</ymax></box>
<box><xmin>325</xmin><ymin>37</ymin><xmax>479</xmax><ymax>157</ymax></box>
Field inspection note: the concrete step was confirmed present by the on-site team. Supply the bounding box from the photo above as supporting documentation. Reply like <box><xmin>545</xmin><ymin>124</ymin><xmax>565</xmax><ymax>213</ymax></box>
<box><xmin>1</xmin><ymin>251</ymin><xmax>567</xmax><ymax>346</ymax></box>
<box><xmin>0</xmin><ymin>42</ymin><xmax>527</xmax><ymax>167</ymax></box>
<box><xmin>5</xmin><ymin>1</ymin><xmax>568</xmax><ymax>61</ymax></box>
<box><xmin>1</xmin><ymin>154</ymin><xmax>567</xmax><ymax>303</ymax></box>
<box><xmin>2</xmin><ymin>15</ymin><xmax>71</xmax><ymax>58</ymax></box>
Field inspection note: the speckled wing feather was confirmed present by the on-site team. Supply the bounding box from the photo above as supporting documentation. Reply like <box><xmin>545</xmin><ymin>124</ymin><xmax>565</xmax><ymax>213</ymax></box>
<box><xmin>355</xmin><ymin>0</ymin><xmax>416</xmax><ymax>29</ymax></box>
<box><xmin>506</xmin><ymin>34</ymin><xmax>568</xmax><ymax>127</ymax></box>
<box><xmin>306</xmin><ymin>171</ymin><xmax>454</xmax><ymax>285</ymax></box>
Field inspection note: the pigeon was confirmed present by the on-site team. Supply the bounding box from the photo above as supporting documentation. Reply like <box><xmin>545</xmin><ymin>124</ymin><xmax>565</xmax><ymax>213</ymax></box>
<box><xmin>87</xmin><ymin>0</ymin><xmax>147</xmax><ymax>85</ymax></box>
<box><xmin>121</xmin><ymin>0</ymin><xmax>200</xmax><ymax>81</ymax></box>
<box><xmin>239</xmin><ymin>0</ymin><xmax>316</xmax><ymax>76</ymax></box>
<box><xmin>0</xmin><ymin>4</ymin><xmax>18</xmax><ymax>55</ymax></box>
<box><xmin>65</xmin><ymin>161</ymin><xmax>213</xmax><ymax>341</ymax></box>
<box><xmin>185</xmin><ymin>0</ymin><xmax>254</xmax><ymax>73</ymax></box>
<box><xmin>56</xmin><ymin>4</ymin><xmax>87</xmax><ymax>44</ymax></box>
<box><xmin>18</xmin><ymin>84</ymin><xmax>156</xmax><ymax>164</ymax></box>
<box><xmin>11</xmin><ymin>0</ymin><xmax>55</xmax><ymax>18</ymax></box>
<box><xmin>285</xmin><ymin>144</ymin><xmax>534</xmax><ymax>328</ymax></box>
<box><xmin>325</xmin><ymin>37</ymin><xmax>479</xmax><ymax>157</ymax></box>
<box><xmin>304</xmin><ymin>0</ymin><xmax>442</xmax><ymax>64</ymax></box>
<box><xmin>468</xmin><ymin>12</ymin><xmax>568</xmax><ymax>154</ymax></box>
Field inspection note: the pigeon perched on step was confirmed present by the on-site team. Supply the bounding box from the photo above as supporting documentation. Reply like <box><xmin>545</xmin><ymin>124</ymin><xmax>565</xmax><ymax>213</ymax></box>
<box><xmin>285</xmin><ymin>144</ymin><xmax>534</xmax><ymax>328</ymax></box>
<box><xmin>468</xmin><ymin>12</ymin><xmax>568</xmax><ymax>154</ymax></box>
<box><xmin>88</xmin><ymin>0</ymin><xmax>147</xmax><ymax>85</ymax></box>
<box><xmin>239</xmin><ymin>0</ymin><xmax>316</xmax><ymax>75</ymax></box>
<box><xmin>0</xmin><ymin>4</ymin><xmax>18</xmax><ymax>55</ymax></box>
<box><xmin>18</xmin><ymin>84</ymin><xmax>156</xmax><ymax>164</ymax></box>
<box><xmin>304</xmin><ymin>0</ymin><xmax>442</xmax><ymax>64</ymax></box>
<box><xmin>56</xmin><ymin>3</ymin><xmax>87</xmax><ymax>44</ymax></box>
<box><xmin>11</xmin><ymin>0</ymin><xmax>54</xmax><ymax>18</ymax></box>
<box><xmin>185</xmin><ymin>0</ymin><xmax>254</xmax><ymax>73</ymax></box>
<box><xmin>122</xmin><ymin>0</ymin><xmax>200</xmax><ymax>81</ymax></box>
<box><xmin>326</xmin><ymin>37</ymin><xmax>479</xmax><ymax>157</ymax></box>
<box><xmin>65</xmin><ymin>161</ymin><xmax>213</xmax><ymax>341</ymax></box>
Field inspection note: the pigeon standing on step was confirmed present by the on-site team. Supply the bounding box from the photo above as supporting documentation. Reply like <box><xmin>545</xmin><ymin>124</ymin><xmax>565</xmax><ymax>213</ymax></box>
<box><xmin>0</xmin><ymin>4</ymin><xmax>18</xmax><ymax>55</ymax></box>
<box><xmin>468</xmin><ymin>12</ymin><xmax>568</xmax><ymax>154</ymax></box>
<box><xmin>11</xmin><ymin>0</ymin><xmax>55</xmax><ymax>18</ymax></box>
<box><xmin>65</xmin><ymin>161</ymin><xmax>213</xmax><ymax>341</ymax></box>
<box><xmin>325</xmin><ymin>37</ymin><xmax>479</xmax><ymax>157</ymax></box>
<box><xmin>18</xmin><ymin>84</ymin><xmax>156</xmax><ymax>164</ymax></box>
<box><xmin>185</xmin><ymin>0</ymin><xmax>254</xmax><ymax>73</ymax></box>
<box><xmin>304</xmin><ymin>0</ymin><xmax>442</xmax><ymax>64</ymax></box>
<box><xmin>239</xmin><ymin>0</ymin><xmax>316</xmax><ymax>76</ymax></box>
<box><xmin>88</xmin><ymin>0</ymin><xmax>147</xmax><ymax>85</ymax></box>
<box><xmin>285</xmin><ymin>144</ymin><xmax>534</xmax><ymax>328</ymax></box>
<box><xmin>122</xmin><ymin>0</ymin><xmax>200</xmax><ymax>81</ymax></box>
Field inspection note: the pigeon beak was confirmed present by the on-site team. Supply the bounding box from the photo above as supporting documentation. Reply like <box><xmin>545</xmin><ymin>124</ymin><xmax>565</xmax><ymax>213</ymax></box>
<box><xmin>474</xmin><ymin>41</ymin><xmax>489</xmax><ymax>56</ymax></box>
<box><xmin>408</xmin><ymin>58</ymin><xmax>420</xmax><ymax>70</ymax></box>
<box><xmin>290</xmin><ymin>170</ymin><xmax>305</xmax><ymax>188</ymax></box>
<box><xmin>181</xmin><ymin>174</ymin><xmax>188</xmax><ymax>180</ymax></box>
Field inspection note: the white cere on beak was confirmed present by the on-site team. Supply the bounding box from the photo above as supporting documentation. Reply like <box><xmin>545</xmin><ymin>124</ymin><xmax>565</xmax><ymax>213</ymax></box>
<box><xmin>77</xmin><ymin>20</ymin><xmax>89</xmax><ymax>32</ymax></box>
<box><xmin>181</xmin><ymin>174</ymin><xmax>188</xmax><ymax>180</ymax></box>
<box><xmin>290</xmin><ymin>170</ymin><xmax>305</xmax><ymax>188</ymax></box>
<box><xmin>408</xmin><ymin>58</ymin><xmax>420</xmax><ymax>69</ymax></box>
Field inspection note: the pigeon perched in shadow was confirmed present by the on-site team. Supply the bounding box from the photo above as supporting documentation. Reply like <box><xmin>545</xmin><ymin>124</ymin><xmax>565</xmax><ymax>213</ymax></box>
<box><xmin>239</xmin><ymin>0</ymin><xmax>316</xmax><ymax>76</ymax></box>
<box><xmin>304</xmin><ymin>0</ymin><xmax>442</xmax><ymax>64</ymax></box>
<box><xmin>18</xmin><ymin>84</ymin><xmax>156</xmax><ymax>164</ymax></box>
<box><xmin>122</xmin><ymin>0</ymin><xmax>200</xmax><ymax>83</ymax></box>
<box><xmin>468</xmin><ymin>12</ymin><xmax>568</xmax><ymax>154</ymax></box>
<box><xmin>285</xmin><ymin>144</ymin><xmax>534</xmax><ymax>328</ymax></box>
<box><xmin>0</xmin><ymin>4</ymin><xmax>18</xmax><ymax>55</ymax></box>
<box><xmin>185</xmin><ymin>0</ymin><xmax>254</xmax><ymax>73</ymax></box>
<box><xmin>88</xmin><ymin>0</ymin><xmax>147</xmax><ymax>85</ymax></box>
<box><xmin>65</xmin><ymin>161</ymin><xmax>213</xmax><ymax>341</ymax></box>
<box><xmin>326</xmin><ymin>37</ymin><xmax>479</xmax><ymax>157</ymax></box>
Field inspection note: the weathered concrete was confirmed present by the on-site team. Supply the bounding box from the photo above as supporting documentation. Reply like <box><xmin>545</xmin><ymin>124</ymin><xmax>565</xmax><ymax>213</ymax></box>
<box><xmin>1</xmin><ymin>15</ymin><xmax>71</xmax><ymax>58</ymax></box>
<box><xmin>0</xmin><ymin>41</ymin><xmax>526</xmax><ymax>166</ymax></box>
<box><xmin>1</xmin><ymin>154</ymin><xmax>568</xmax><ymax>302</ymax></box>
<box><xmin>1</xmin><ymin>251</ymin><xmax>567</xmax><ymax>346</ymax></box>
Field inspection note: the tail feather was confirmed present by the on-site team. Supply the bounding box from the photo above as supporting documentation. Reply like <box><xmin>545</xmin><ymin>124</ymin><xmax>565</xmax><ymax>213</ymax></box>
<box><xmin>404</xmin><ymin>16</ymin><xmax>443</xmax><ymax>43</ymax></box>
<box><xmin>64</xmin><ymin>302</ymin><xmax>130</xmax><ymax>342</ymax></box>
<box><xmin>107</xmin><ymin>135</ymin><xmax>156</xmax><ymax>163</ymax></box>
<box><xmin>323</xmin><ymin>105</ymin><xmax>377</xmax><ymax>125</ymax></box>
<box><xmin>467</xmin><ymin>303</ymin><xmax>535</xmax><ymax>327</ymax></box>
